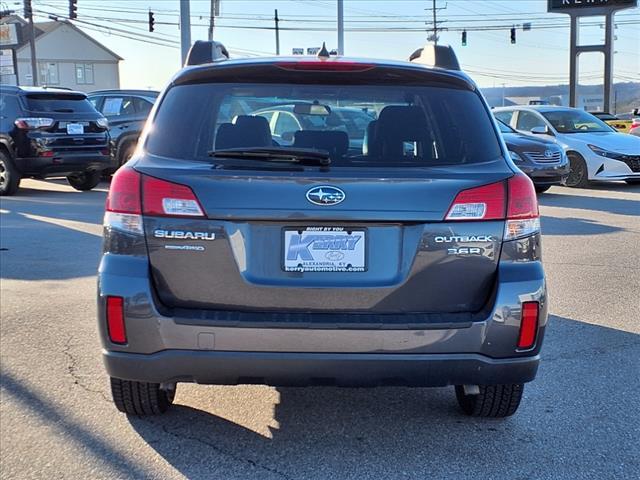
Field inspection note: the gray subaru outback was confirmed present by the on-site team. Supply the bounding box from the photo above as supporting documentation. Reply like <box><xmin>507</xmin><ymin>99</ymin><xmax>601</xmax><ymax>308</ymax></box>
<box><xmin>98</xmin><ymin>43</ymin><xmax>547</xmax><ymax>418</ymax></box>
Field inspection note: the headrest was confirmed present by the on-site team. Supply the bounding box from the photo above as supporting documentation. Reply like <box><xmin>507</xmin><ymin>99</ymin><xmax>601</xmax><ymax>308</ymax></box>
<box><xmin>376</xmin><ymin>106</ymin><xmax>428</xmax><ymax>136</ymax></box>
<box><xmin>214</xmin><ymin>115</ymin><xmax>272</xmax><ymax>150</ymax></box>
<box><xmin>293</xmin><ymin>130</ymin><xmax>349</xmax><ymax>157</ymax></box>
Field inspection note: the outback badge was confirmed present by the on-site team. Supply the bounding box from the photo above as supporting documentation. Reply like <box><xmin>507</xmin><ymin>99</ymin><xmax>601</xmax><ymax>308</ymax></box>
<box><xmin>306</xmin><ymin>186</ymin><xmax>345</xmax><ymax>206</ymax></box>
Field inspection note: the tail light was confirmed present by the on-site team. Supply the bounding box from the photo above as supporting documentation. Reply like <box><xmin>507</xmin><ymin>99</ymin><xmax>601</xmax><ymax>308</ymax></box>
<box><xmin>518</xmin><ymin>301</ymin><xmax>539</xmax><ymax>349</ymax></box>
<box><xmin>104</xmin><ymin>166</ymin><xmax>204</xmax><ymax>235</ymax></box>
<box><xmin>445</xmin><ymin>181</ymin><xmax>505</xmax><ymax>220</ymax></box>
<box><xmin>14</xmin><ymin>117</ymin><xmax>54</xmax><ymax>129</ymax></box>
<box><xmin>504</xmin><ymin>173</ymin><xmax>539</xmax><ymax>240</ymax></box>
<box><xmin>106</xmin><ymin>296</ymin><xmax>127</xmax><ymax>344</ymax></box>
<box><xmin>445</xmin><ymin>172</ymin><xmax>540</xmax><ymax>240</ymax></box>
<box><xmin>142</xmin><ymin>176</ymin><xmax>204</xmax><ymax>217</ymax></box>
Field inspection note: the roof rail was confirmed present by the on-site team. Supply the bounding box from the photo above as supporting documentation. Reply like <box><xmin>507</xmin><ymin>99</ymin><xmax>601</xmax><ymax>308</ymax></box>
<box><xmin>185</xmin><ymin>40</ymin><xmax>229</xmax><ymax>66</ymax></box>
<box><xmin>409</xmin><ymin>44</ymin><xmax>460</xmax><ymax>71</ymax></box>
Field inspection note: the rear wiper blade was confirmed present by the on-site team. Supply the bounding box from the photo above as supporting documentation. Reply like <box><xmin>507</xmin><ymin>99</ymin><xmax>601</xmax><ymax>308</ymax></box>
<box><xmin>209</xmin><ymin>147</ymin><xmax>331</xmax><ymax>166</ymax></box>
<box><xmin>53</xmin><ymin>108</ymin><xmax>74</xmax><ymax>113</ymax></box>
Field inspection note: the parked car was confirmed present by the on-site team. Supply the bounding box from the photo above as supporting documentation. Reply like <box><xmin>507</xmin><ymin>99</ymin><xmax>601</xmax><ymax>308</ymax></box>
<box><xmin>0</xmin><ymin>86</ymin><xmax>111</xmax><ymax>195</ymax></box>
<box><xmin>87</xmin><ymin>89</ymin><xmax>159</xmax><ymax>170</ymax></box>
<box><xmin>629</xmin><ymin>115</ymin><xmax>640</xmax><ymax>138</ymax></box>
<box><xmin>494</xmin><ymin>106</ymin><xmax>640</xmax><ymax>187</ymax></box>
<box><xmin>590</xmin><ymin>112</ymin><xmax>633</xmax><ymax>133</ymax></box>
<box><xmin>99</xmin><ymin>42</ymin><xmax>548</xmax><ymax>418</ymax></box>
<box><xmin>496</xmin><ymin>119</ymin><xmax>569</xmax><ymax>193</ymax></box>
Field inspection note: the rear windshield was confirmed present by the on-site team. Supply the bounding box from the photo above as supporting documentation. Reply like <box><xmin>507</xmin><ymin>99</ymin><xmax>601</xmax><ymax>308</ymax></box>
<box><xmin>146</xmin><ymin>83</ymin><xmax>502</xmax><ymax>167</ymax></box>
<box><xmin>23</xmin><ymin>94</ymin><xmax>96</xmax><ymax>113</ymax></box>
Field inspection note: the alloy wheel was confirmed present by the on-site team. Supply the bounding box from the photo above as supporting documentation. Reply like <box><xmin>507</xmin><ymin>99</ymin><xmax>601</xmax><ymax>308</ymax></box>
<box><xmin>566</xmin><ymin>156</ymin><xmax>586</xmax><ymax>187</ymax></box>
<box><xmin>0</xmin><ymin>159</ymin><xmax>6</xmax><ymax>188</ymax></box>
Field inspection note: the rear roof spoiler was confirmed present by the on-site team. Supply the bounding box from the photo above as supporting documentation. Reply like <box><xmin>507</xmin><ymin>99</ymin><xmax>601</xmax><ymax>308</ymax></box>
<box><xmin>409</xmin><ymin>44</ymin><xmax>460</xmax><ymax>71</ymax></box>
<box><xmin>185</xmin><ymin>40</ymin><xmax>229</xmax><ymax>66</ymax></box>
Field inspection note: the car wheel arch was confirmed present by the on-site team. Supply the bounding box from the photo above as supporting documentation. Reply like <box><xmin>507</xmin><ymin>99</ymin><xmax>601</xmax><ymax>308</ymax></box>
<box><xmin>116</xmin><ymin>135</ymin><xmax>139</xmax><ymax>165</ymax></box>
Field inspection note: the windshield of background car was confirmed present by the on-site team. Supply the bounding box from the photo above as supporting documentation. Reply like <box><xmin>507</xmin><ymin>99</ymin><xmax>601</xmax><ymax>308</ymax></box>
<box><xmin>22</xmin><ymin>94</ymin><xmax>96</xmax><ymax>113</ymax></box>
<box><xmin>146</xmin><ymin>83</ymin><xmax>503</xmax><ymax>167</ymax></box>
<box><xmin>541</xmin><ymin>110</ymin><xmax>614</xmax><ymax>134</ymax></box>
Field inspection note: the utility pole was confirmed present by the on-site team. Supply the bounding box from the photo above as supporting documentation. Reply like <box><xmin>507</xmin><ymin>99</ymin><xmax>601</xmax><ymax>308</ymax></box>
<box><xmin>426</xmin><ymin>0</ymin><xmax>446</xmax><ymax>44</ymax></box>
<box><xmin>23</xmin><ymin>0</ymin><xmax>38</xmax><ymax>86</ymax></box>
<box><xmin>432</xmin><ymin>0</ymin><xmax>437</xmax><ymax>45</ymax></box>
<box><xmin>179</xmin><ymin>0</ymin><xmax>191</xmax><ymax>65</ymax></box>
<box><xmin>208</xmin><ymin>0</ymin><xmax>218</xmax><ymax>41</ymax></box>
<box><xmin>274</xmin><ymin>9</ymin><xmax>280</xmax><ymax>55</ymax></box>
<box><xmin>337</xmin><ymin>0</ymin><xmax>344</xmax><ymax>55</ymax></box>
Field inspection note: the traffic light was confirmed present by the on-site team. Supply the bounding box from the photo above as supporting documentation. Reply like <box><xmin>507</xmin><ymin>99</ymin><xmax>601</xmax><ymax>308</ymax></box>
<box><xmin>510</xmin><ymin>27</ymin><xmax>516</xmax><ymax>44</ymax></box>
<box><xmin>69</xmin><ymin>0</ymin><xmax>77</xmax><ymax>20</ymax></box>
<box><xmin>23</xmin><ymin>0</ymin><xmax>32</xmax><ymax>19</ymax></box>
<box><xmin>462</xmin><ymin>30</ymin><xmax>467</xmax><ymax>46</ymax></box>
<box><xmin>148</xmin><ymin>11</ymin><xmax>155</xmax><ymax>32</ymax></box>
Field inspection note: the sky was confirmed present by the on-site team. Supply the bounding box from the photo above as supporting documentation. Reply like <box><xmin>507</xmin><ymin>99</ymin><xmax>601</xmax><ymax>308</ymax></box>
<box><xmin>23</xmin><ymin>0</ymin><xmax>640</xmax><ymax>90</ymax></box>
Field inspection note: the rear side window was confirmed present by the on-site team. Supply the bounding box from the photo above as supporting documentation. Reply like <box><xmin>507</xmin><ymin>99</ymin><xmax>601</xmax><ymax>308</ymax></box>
<box><xmin>0</xmin><ymin>94</ymin><xmax>20</xmax><ymax>118</ymax></box>
<box><xmin>101</xmin><ymin>96</ymin><xmax>136</xmax><ymax>117</ymax></box>
<box><xmin>146</xmin><ymin>83</ymin><xmax>502</xmax><ymax>168</ymax></box>
<box><xmin>22</xmin><ymin>94</ymin><xmax>96</xmax><ymax>113</ymax></box>
<box><xmin>516</xmin><ymin>111</ymin><xmax>546</xmax><ymax>131</ymax></box>
<box><xmin>133</xmin><ymin>97</ymin><xmax>153</xmax><ymax>116</ymax></box>
<box><xmin>494</xmin><ymin>111</ymin><xmax>514</xmax><ymax>126</ymax></box>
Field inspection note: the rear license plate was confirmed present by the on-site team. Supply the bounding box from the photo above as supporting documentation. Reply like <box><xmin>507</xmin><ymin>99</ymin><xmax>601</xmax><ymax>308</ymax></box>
<box><xmin>66</xmin><ymin>123</ymin><xmax>84</xmax><ymax>135</ymax></box>
<box><xmin>284</xmin><ymin>227</ymin><xmax>366</xmax><ymax>272</ymax></box>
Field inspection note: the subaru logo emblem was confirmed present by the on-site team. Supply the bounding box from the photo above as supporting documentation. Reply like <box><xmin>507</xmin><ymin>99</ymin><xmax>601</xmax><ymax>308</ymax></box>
<box><xmin>544</xmin><ymin>150</ymin><xmax>554</xmax><ymax>158</ymax></box>
<box><xmin>306</xmin><ymin>186</ymin><xmax>345</xmax><ymax>206</ymax></box>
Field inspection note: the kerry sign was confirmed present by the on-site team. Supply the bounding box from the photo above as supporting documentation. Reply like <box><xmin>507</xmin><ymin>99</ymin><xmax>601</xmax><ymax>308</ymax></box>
<box><xmin>548</xmin><ymin>0</ymin><xmax>637</xmax><ymax>13</ymax></box>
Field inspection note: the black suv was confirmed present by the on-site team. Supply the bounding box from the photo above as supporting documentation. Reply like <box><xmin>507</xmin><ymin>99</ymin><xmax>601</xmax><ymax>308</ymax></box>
<box><xmin>0</xmin><ymin>86</ymin><xmax>111</xmax><ymax>195</ymax></box>
<box><xmin>87</xmin><ymin>89</ymin><xmax>159</xmax><ymax>169</ymax></box>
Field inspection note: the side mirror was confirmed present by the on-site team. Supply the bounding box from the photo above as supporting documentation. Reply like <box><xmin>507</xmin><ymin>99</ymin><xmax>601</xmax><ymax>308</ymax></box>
<box><xmin>530</xmin><ymin>125</ymin><xmax>550</xmax><ymax>135</ymax></box>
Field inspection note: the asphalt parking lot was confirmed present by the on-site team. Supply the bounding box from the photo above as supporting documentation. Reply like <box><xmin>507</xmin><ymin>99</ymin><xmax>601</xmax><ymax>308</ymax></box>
<box><xmin>1</xmin><ymin>179</ymin><xmax>639</xmax><ymax>480</ymax></box>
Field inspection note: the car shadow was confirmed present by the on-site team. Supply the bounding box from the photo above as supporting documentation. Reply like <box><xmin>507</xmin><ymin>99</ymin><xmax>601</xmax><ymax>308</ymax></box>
<box><xmin>540</xmin><ymin>215</ymin><xmax>626</xmax><ymax>236</ymax></box>
<box><xmin>0</xmin><ymin>183</ymin><xmax>107</xmax><ymax>280</ymax></box>
<box><xmin>539</xmin><ymin>188</ymin><xmax>639</xmax><ymax>217</ymax></box>
<box><xmin>126</xmin><ymin>315</ymin><xmax>640</xmax><ymax>480</ymax></box>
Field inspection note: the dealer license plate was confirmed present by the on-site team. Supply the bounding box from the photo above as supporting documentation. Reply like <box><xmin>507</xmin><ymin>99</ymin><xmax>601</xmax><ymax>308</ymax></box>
<box><xmin>283</xmin><ymin>227</ymin><xmax>366</xmax><ymax>272</ymax></box>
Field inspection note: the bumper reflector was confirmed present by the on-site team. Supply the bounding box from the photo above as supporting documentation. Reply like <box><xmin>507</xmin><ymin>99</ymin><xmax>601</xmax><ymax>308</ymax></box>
<box><xmin>106</xmin><ymin>296</ymin><xmax>127</xmax><ymax>344</ymax></box>
<box><xmin>518</xmin><ymin>301</ymin><xmax>539</xmax><ymax>349</ymax></box>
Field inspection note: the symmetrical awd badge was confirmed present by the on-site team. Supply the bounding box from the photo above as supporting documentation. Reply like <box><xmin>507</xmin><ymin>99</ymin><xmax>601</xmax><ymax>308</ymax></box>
<box><xmin>306</xmin><ymin>186</ymin><xmax>346</xmax><ymax>206</ymax></box>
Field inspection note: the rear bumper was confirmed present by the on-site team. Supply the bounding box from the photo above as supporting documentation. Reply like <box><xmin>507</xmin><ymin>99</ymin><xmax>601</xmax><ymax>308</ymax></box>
<box><xmin>17</xmin><ymin>152</ymin><xmax>113</xmax><ymax>177</ymax></box>
<box><xmin>98</xmin><ymin>234</ymin><xmax>548</xmax><ymax>387</ymax></box>
<box><xmin>103</xmin><ymin>349</ymin><xmax>540</xmax><ymax>387</ymax></box>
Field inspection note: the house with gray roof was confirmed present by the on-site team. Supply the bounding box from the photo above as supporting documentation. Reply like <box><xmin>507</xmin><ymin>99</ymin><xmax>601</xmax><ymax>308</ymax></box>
<box><xmin>1</xmin><ymin>15</ymin><xmax>122</xmax><ymax>92</ymax></box>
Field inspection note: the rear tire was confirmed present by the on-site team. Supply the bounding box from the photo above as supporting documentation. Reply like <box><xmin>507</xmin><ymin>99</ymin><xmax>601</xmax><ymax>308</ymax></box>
<box><xmin>455</xmin><ymin>384</ymin><xmax>524</xmax><ymax>418</ymax></box>
<box><xmin>66</xmin><ymin>170</ymin><xmax>102</xmax><ymax>191</ymax></box>
<box><xmin>110</xmin><ymin>377</ymin><xmax>175</xmax><ymax>415</ymax></box>
<box><xmin>565</xmin><ymin>153</ymin><xmax>590</xmax><ymax>188</ymax></box>
<box><xmin>0</xmin><ymin>151</ymin><xmax>21</xmax><ymax>196</ymax></box>
<box><xmin>534</xmin><ymin>185</ymin><xmax>551</xmax><ymax>194</ymax></box>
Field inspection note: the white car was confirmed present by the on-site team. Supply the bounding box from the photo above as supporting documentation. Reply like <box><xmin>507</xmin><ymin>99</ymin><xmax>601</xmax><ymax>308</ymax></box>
<box><xmin>494</xmin><ymin>106</ymin><xmax>640</xmax><ymax>187</ymax></box>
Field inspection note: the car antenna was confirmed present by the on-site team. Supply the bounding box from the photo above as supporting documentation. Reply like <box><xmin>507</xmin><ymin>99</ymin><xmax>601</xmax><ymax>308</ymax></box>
<box><xmin>317</xmin><ymin>42</ymin><xmax>331</xmax><ymax>59</ymax></box>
